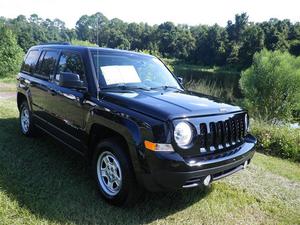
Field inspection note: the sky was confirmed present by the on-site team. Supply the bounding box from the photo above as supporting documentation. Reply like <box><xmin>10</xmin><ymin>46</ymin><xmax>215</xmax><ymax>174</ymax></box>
<box><xmin>0</xmin><ymin>0</ymin><xmax>299</xmax><ymax>28</ymax></box>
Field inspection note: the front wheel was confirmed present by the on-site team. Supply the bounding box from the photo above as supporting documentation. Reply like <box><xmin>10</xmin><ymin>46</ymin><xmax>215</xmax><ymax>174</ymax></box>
<box><xmin>92</xmin><ymin>138</ymin><xmax>143</xmax><ymax>206</ymax></box>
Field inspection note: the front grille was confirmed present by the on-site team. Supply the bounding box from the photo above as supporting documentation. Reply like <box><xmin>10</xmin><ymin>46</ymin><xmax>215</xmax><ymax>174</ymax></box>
<box><xmin>199</xmin><ymin>113</ymin><xmax>247</xmax><ymax>152</ymax></box>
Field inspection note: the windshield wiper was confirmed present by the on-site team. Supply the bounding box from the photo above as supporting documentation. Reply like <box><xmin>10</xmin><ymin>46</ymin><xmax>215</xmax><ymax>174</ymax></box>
<box><xmin>151</xmin><ymin>85</ymin><xmax>184</xmax><ymax>92</ymax></box>
<box><xmin>101</xmin><ymin>84</ymin><xmax>151</xmax><ymax>91</ymax></box>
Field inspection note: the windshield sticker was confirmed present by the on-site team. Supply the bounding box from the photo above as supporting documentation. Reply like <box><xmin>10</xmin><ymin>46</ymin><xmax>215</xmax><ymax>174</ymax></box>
<box><xmin>101</xmin><ymin>65</ymin><xmax>141</xmax><ymax>85</ymax></box>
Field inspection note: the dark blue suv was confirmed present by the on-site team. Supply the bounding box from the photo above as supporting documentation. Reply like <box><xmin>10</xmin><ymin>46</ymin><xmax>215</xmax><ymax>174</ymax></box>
<box><xmin>17</xmin><ymin>43</ymin><xmax>256</xmax><ymax>206</ymax></box>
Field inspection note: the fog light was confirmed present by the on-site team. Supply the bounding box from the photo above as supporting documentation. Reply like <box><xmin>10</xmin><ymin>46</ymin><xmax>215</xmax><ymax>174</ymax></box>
<box><xmin>203</xmin><ymin>175</ymin><xmax>211</xmax><ymax>186</ymax></box>
<box><xmin>244</xmin><ymin>160</ymin><xmax>248</xmax><ymax>169</ymax></box>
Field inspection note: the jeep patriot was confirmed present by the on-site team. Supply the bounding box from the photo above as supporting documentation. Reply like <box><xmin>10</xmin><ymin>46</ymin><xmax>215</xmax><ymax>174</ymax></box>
<box><xmin>17</xmin><ymin>43</ymin><xmax>256</xmax><ymax>206</ymax></box>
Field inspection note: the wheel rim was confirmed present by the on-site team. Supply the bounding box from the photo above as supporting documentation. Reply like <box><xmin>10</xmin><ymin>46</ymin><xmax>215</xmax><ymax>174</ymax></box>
<box><xmin>21</xmin><ymin>107</ymin><xmax>30</xmax><ymax>133</ymax></box>
<box><xmin>97</xmin><ymin>151</ymin><xmax>122</xmax><ymax>196</ymax></box>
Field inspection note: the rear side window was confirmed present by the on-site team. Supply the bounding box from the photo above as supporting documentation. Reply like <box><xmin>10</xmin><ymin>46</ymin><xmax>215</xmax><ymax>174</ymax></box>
<box><xmin>56</xmin><ymin>52</ymin><xmax>85</xmax><ymax>81</ymax></box>
<box><xmin>38</xmin><ymin>51</ymin><xmax>59</xmax><ymax>79</ymax></box>
<box><xmin>21</xmin><ymin>50</ymin><xmax>40</xmax><ymax>74</ymax></box>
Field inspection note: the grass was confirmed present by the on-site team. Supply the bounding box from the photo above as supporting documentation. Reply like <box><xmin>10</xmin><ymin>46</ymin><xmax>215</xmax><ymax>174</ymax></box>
<box><xmin>185</xmin><ymin>80</ymin><xmax>235</xmax><ymax>103</ymax></box>
<box><xmin>173</xmin><ymin>63</ymin><xmax>239</xmax><ymax>75</ymax></box>
<box><xmin>0</xmin><ymin>99</ymin><xmax>299</xmax><ymax>224</ymax></box>
<box><xmin>0</xmin><ymin>77</ymin><xmax>16</xmax><ymax>92</ymax></box>
<box><xmin>0</xmin><ymin>76</ymin><xmax>16</xmax><ymax>83</ymax></box>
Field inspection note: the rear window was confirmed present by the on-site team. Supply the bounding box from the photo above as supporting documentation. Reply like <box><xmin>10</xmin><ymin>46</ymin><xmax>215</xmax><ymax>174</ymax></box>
<box><xmin>21</xmin><ymin>50</ymin><xmax>40</xmax><ymax>74</ymax></box>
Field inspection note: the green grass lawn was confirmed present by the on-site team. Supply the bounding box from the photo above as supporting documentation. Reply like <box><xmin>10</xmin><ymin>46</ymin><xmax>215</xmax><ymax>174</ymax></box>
<box><xmin>0</xmin><ymin>99</ymin><xmax>299</xmax><ymax>225</ymax></box>
<box><xmin>0</xmin><ymin>77</ymin><xmax>16</xmax><ymax>92</ymax></box>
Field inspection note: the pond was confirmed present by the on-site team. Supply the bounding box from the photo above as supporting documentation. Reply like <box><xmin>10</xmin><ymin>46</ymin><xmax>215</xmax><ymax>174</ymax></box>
<box><xmin>173</xmin><ymin>66</ymin><xmax>242</xmax><ymax>98</ymax></box>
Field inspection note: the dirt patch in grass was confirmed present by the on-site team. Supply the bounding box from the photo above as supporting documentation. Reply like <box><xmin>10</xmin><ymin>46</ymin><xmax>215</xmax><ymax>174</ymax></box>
<box><xmin>0</xmin><ymin>82</ymin><xmax>16</xmax><ymax>93</ymax></box>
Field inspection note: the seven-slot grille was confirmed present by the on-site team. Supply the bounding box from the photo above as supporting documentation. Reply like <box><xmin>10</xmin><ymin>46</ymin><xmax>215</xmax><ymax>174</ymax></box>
<box><xmin>199</xmin><ymin>113</ymin><xmax>247</xmax><ymax>153</ymax></box>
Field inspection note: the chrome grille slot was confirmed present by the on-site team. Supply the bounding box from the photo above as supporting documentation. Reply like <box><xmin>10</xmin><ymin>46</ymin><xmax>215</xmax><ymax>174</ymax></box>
<box><xmin>231</xmin><ymin>118</ymin><xmax>237</xmax><ymax>143</ymax></box>
<box><xmin>198</xmin><ymin>113</ymin><xmax>246</xmax><ymax>153</ymax></box>
<box><xmin>199</xmin><ymin>123</ymin><xmax>207</xmax><ymax>148</ymax></box>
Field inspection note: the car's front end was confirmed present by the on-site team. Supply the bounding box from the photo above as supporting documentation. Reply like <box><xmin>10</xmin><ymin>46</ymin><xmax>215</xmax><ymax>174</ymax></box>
<box><xmin>91</xmin><ymin>49</ymin><xmax>257</xmax><ymax>193</ymax></box>
<box><xmin>140</xmin><ymin>110</ymin><xmax>256</xmax><ymax>191</ymax></box>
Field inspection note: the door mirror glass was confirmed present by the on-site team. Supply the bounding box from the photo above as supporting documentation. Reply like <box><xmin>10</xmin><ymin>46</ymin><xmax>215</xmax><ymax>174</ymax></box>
<box><xmin>57</xmin><ymin>72</ymin><xmax>85</xmax><ymax>89</ymax></box>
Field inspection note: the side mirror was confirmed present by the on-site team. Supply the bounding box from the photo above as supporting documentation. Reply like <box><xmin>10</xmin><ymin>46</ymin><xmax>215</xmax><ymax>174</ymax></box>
<box><xmin>57</xmin><ymin>72</ymin><xmax>85</xmax><ymax>90</ymax></box>
<box><xmin>177</xmin><ymin>76</ymin><xmax>184</xmax><ymax>85</ymax></box>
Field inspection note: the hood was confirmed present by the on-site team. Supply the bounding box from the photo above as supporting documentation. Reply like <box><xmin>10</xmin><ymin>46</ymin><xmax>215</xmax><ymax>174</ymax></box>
<box><xmin>100</xmin><ymin>90</ymin><xmax>243</xmax><ymax>121</ymax></box>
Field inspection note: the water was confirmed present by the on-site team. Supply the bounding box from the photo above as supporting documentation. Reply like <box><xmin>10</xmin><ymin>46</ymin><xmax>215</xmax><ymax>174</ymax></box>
<box><xmin>174</xmin><ymin>66</ymin><xmax>242</xmax><ymax>98</ymax></box>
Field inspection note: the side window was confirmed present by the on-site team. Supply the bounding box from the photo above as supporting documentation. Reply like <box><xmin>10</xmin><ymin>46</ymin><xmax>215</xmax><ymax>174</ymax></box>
<box><xmin>56</xmin><ymin>52</ymin><xmax>85</xmax><ymax>81</ymax></box>
<box><xmin>21</xmin><ymin>50</ymin><xmax>40</xmax><ymax>74</ymax></box>
<box><xmin>38</xmin><ymin>51</ymin><xmax>59</xmax><ymax>79</ymax></box>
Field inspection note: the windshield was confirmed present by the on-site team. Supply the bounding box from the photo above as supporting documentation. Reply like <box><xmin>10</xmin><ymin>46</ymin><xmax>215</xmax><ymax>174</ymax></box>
<box><xmin>91</xmin><ymin>51</ymin><xmax>182</xmax><ymax>90</ymax></box>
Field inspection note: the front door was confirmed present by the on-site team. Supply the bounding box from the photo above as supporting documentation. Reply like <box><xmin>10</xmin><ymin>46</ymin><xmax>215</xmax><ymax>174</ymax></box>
<box><xmin>46</xmin><ymin>51</ymin><xmax>90</xmax><ymax>152</ymax></box>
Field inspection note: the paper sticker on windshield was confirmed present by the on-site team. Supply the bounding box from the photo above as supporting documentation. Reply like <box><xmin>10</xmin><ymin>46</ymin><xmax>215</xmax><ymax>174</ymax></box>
<box><xmin>101</xmin><ymin>65</ymin><xmax>141</xmax><ymax>85</ymax></box>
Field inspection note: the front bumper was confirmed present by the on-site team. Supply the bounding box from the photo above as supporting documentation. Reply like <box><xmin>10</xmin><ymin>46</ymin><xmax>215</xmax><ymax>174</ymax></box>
<box><xmin>140</xmin><ymin>134</ymin><xmax>256</xmax><ymax>192</ymax></box>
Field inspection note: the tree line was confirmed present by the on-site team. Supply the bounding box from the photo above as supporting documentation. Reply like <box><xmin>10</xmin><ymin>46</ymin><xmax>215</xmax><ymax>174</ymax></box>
<box><xmin>1</xmin><ymin>12</ymin><xmax>300</xmax><ymax>69</ymax></box>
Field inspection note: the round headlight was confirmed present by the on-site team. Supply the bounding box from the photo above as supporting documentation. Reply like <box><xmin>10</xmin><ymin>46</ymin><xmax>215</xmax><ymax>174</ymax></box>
<box><xmin>174</xmin><ymin>122</ymin><xmax>193</xmax><ymax>147</ymax></box>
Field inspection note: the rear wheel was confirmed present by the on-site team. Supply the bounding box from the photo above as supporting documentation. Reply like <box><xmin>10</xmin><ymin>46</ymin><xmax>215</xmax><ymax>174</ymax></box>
<box><xmin>92</xmin><ymin>138</ymin><xmax>143</xmax><ymax>206</ymax></box>
<box><xmin>19</xmin><ymin>101</ymin><xmax>37</xmax><ymax>137</ymax></box>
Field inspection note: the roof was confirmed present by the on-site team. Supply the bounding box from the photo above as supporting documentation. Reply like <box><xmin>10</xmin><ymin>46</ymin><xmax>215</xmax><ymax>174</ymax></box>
<box><xmin>29</xmin><ymin>44</ymin><xmax>153</xmax><ymax>58</ymax></box>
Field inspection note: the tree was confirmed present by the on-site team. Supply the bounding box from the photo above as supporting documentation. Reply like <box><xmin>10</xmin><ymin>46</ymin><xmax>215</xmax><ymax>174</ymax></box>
<box><xmin>191</xmin><ymin>24</ymin><xmax>227</xmax><ymax>65</ymax></box>
<box><xmin>1</xmin><ymin>12</ymin><xmax>300</xmax><ymax>70</ymax></box>
<box><xmin>259</xmin><ymin>19</ymin><xmax>290</xmax><ymax>51</ymax></box>
<box><xmin>0</xmin><ymin>26</ymin><xmax>24</xmax><ymax>77</ymax></box>
<box><xmin>75</xmin><ymin>12</ymin><xmax>109</xmax><ymax>46</ymax></box>
<box><xmin>71</xmin><ymin>39</ymin><xmax>98</xmax><ymax>47</ymax></box>
<box><xmin>156</xmin><ymin>22</ymin><xmax>177</xmax><ymax>57</ymax></box>
<box><xmin>238</xmin><ymin>24</ymin><xmax>265</xmax><ymax>67</ymax></box>
<box><xmin>173</xmin><ymin>25</ymin><xmax>196</xmax><ymax>59</ymax></box>
<box><xmin>289</xmin><ymin>40</ymin><xmax>300</xmax><ymax>56</ymax></box>
<box><xmin>240</xmin><ymin>49</ymin><xmax>300</xmax><ymax>122</ymax></box>
<box><xmin>226</xmin><ymin>13</ymin><xmax>249</xmax><ymax>65</ymax></box>
<box><xmin>126</xmin><ymin>22</ymin><xmax>143</xmax><ymax>50</ymax></box>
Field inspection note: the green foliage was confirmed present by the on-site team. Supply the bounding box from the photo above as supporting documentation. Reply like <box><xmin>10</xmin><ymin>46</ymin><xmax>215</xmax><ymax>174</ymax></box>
<box><xmin>6</xmin><ymin>14</ymin><xmax>75</xmax><ymax>52</ymax></box>
<box><xmin>185</xmin><ymin>80</ymin><xmax>234</xmax><ymax>102</ymax></box>
<box><xmin>174</xmin><ymin>63</ymin><xmax>241</xmax><ymax>98</ymax></box>
<box><xmin>289</xmin><ymin>39</ymin><xmax>300</xmax><ymax>56</ymax></box>
<box><xmin>240</xmin><ymin>49</ymin><xmax>300</xmax><ymax>122</ymax></box>
<box><xmin>1</xmin><ymin>12</ymin><xmax>300</xmax><ymax>69</ymax></box>
<box><xmin>71</xmin><ymin>39</ymin><xmax>97</xmax><ymax>47</ymax></box>
<box><xmin>251</xmin><ymin>120</ymin><xmax>300</xmax><ymax>162</ymax></box>
<box><xmin>139</xmin><ymin>49</ymin><xmax>162</xmax><ymax>58</ymax></box>
<box><xmin>0</xmin><ymin>26</ymin><xmax>24</xmax><ymax>78</ymax></box>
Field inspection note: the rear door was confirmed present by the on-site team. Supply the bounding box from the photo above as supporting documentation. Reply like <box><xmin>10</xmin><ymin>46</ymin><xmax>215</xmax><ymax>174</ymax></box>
<box><xmin>29</xmin><ymin>50</ymin><xmax>60</xmax><ymax>121</ymax></box>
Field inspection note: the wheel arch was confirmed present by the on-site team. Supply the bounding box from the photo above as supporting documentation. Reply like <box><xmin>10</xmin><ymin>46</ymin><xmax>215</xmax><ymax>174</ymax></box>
<box><xmin>87</xmin><ymin>121</ymin><xmax>143</xmax><ymax>175</ymax></box>
<box><xmin>17</xmin><ymin>92</ymin><xmax>28</xmax><ymax>110</ymax></box>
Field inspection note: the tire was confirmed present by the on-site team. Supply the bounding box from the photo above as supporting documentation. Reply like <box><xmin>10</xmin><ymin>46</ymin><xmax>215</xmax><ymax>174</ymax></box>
<box><xmin>92</xmin><ymin>138</ymin><xmax>143</xmax><ymax>207</ymax></box>
<box><xmin>19</xmin><ymin>101</ymin><xmax>37</xmax><ymax>137</ymax></box>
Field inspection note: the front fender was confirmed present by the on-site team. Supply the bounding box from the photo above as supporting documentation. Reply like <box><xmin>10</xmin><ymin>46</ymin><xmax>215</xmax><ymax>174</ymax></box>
<box><xmin>85</xmin><ymin>105</ymin><xmax>151</xmax><ymax>176</ymax></box>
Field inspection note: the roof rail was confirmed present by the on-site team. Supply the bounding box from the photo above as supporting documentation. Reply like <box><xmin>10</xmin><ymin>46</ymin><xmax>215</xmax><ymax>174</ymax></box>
<box><xmin>39</xmin><ymin>42</ymin><xmax>71</xmax><ymax>45</ymax></box>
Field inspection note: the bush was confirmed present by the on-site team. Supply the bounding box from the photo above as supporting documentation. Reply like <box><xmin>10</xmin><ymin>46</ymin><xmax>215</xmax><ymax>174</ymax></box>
<box><xmin>240</xmin><ymin>49</ymin><xmax>300</xmax><ymax>122</ymax></box>
<box><xmin>251</xmin><ymin>120</ymin><xmax>300</xmax><ymax>162</ymax></box>
<box><xmin>71</xmin><ymin>39</ymin><xmax>98</xmax><ymax>47</ymax></box>
<box><xmin>0</xmin><ymin>26</ymin><xmax>24</xmax><ymax>78</ymax></box>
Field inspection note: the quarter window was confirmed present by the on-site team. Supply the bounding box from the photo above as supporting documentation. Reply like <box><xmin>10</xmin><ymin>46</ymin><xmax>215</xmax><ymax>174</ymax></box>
<box><xmin>21</xmin><ymin>50</ymin><xmax>40</xmax><ymax>74</ymax></box>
